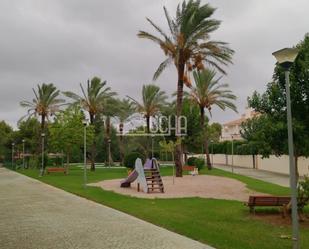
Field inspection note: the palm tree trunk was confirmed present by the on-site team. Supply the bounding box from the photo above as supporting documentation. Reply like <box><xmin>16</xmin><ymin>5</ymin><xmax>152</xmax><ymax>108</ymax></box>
<box><xmin>105</xmin><ymin>116</ymin><xmax>113</xmax><ymax>165</ymax></box>
<box><xmin>119</xmin><ymin>123</ymin><xmax>124</xmax><ymax>165</ymax></box>
<box><xmin>146</xmin><ymin>115</ymin><xmax>150</xmax><ymax>134</ymax></box>
<box><xmin>89</xmin><ymin>113</ymin><xmax>96</xmax><ymax>171</ymax></box>
<box><xmin>175</xmin><ymin>60</ymin><xmax>185</xmax><ymax>177</ymax></box>
<box><xmin>200</xmin><ymin>107</ymin><xmax>211</xmax><ymax>169</ymax></box>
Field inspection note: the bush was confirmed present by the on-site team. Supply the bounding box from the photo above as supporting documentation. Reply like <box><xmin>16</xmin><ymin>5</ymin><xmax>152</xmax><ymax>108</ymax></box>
<box><xmin>187</xmin><ymin>157</ymin><xmax>196</xmax><ymax>166</ymax></box>
<box><xmin>124</xmin><ymin>152</ymin><xmax>144</xmax><ymax>169</ymax></box>
<box><xmin>194</xmin><ymin>158</ymin><xmax>205</xmax><ymax>170</ymax></box>
<box><xmin>186</xmin><ymin>157</ymin><xmax>205</xmax><ymax>170</ymax></box>
<box><xmin>29</xmin><ymin>156</ymin><xmax>40</xmax><ymax>169</ymax></box>
<box><xmin>298</xmin><ymin>176</ymin><xmax>309</xmax><ymax>212</ymax></box>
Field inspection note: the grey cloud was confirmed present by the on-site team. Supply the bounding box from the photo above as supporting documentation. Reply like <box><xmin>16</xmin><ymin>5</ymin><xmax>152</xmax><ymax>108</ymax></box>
<box><xmin>0</xmin><ymin>0</ymin><xmax>308</xmax><ymax>129</ymax></box>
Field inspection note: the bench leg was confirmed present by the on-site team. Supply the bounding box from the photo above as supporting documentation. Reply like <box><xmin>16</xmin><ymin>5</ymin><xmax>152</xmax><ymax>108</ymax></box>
<box><xmin>249</xmin><ymin>206</ymin><xmax>255</xmax><ymax>214</ymax></box>
<box><xmin>282</xmin><ymin>204</ymin><xmax>287</xmax><ymax>218</ymax></box>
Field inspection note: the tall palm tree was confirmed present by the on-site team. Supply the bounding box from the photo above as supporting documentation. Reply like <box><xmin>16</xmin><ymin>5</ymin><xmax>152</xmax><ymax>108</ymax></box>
<box><xmin>128</xmin><ymin>84</ymin><xmax>167</xmax><ymax>133</ymax></box>
<box><xmin>189</xmin><ymin>69</ymin><xmax>237</xmax><ymax>169</ymax></box>
<box><xmin>116</xmin><ymin>98</ymin><xmax>135</xmax><ymax>164</ymax></box>
<box><xmin>20</xmin><ymin>83</ymin><xmax>65</xmax><ymax>131</ymax></box>
<box><xmin>63</xmin><ymin>77</ymin><xmax>116</xmax><ymax>171</ymax></box>
<box><xmin>20</xmin><ymin>83</ymin><xmax>64</xmax><ymax>175</ymax></box>
<box><xmin>138</xmin><ymin>0</ymin><xmax>234</xmax><ymax>176</ymax></box>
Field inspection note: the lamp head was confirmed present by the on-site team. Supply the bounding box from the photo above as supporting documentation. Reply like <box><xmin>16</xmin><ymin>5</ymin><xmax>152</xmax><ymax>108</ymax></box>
<box><xmin>82</xmin><ymin>119</ymin><xmax>88</xmax><ymax>126</ymax></box>
<box><xmin>12</xmin><ymin>142</ymin><xmax>15</xmax><ymax>146</ymax></box>
<box><xmin>41</xmin><ymin>133</ymin><xmax>45</xmax><ymax>137</ymax></box>
<box><xmin>272</xmin><ymin>47</ymin><xmax>299</xmax><ymax>70</ymax></box>
<box><xmin>22</xmin><ymin>139</ymin><xmax>25</xmax><ymax>143</ymax></box>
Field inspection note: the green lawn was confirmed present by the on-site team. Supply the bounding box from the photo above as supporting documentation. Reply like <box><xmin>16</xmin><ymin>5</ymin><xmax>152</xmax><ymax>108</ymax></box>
<box><xmin>14</xmin><ymin>166</ymin><xmax>308</xmax><ymax>249</ymax></box>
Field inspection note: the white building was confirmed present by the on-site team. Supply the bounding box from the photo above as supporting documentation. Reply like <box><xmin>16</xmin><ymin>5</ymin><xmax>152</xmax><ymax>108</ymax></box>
<box><xmin>220</xmin><ymin>108</ymin><xmax>258</xmax><ymax>141</ymax></box>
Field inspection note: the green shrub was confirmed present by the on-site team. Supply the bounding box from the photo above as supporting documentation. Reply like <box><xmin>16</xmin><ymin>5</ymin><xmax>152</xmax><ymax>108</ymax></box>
<box><xmin>298</xmin><ymin>176</ymin><xmax>309</xmax><ymax>212</ymax></box>
<box><xmin>187</xmin><ymin>157</ymin><xmax>196</xmax><ymax>166</ymax></box>
<box><xmin>29</xmin><ymin>156</ymin><xmax>40</xmax><ymax>169</ymax></box>
<box><xmin>194</xmin><ymin>158</ymin><xmax>205</xmax><ymax>170</ymax></box>
<box><xmin>124</xmin><ymin>152</ymin><xmax>144</xmax><ymax>169</ymax></box>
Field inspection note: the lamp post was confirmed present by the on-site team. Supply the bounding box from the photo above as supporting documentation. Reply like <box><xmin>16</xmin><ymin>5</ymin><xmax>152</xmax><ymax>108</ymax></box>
<box><xmin>82</xmin><ymin>119</ymin><xmax>88</xmax><ymax>188</ymax></box>
<box><xmin>11</xmin><ymin>142</ymin><xmax>15</xmax><ymax>169</ymax></box>
<box><xmin>108</xmin><ymin>138</ymin><xmax>111</xmax><ymax>167</ymax></box>
<box><xmin>273</xmin><ymin>47</ymin><xmax>299</xmax><ymax>249</ymax></box>
<box><xmin>22</xmin><ymin>139</ymin><xmax>25</xmax><ymax>169</ymax></box>
<box><xmin>39</xmin><ymin>133</ymin><xmax>45</xmax><ymax>177</ymax></box>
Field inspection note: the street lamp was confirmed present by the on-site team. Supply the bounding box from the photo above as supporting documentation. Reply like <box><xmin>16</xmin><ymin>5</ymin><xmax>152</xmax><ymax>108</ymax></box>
<box><xmin>39</xmin><ymin>133</ymin><xmax>45</xmax><ymax>177</ymax></box>
<box><xmin>22</xmin><ymin>139</ymin><xmax>25</xmax><ymax>169</ymax></box>
<box><xmin>273</xmin><ymin>47</ymin><xmax>299</xmax><ymax>249</ymax></box>
<box><xmin>82</xmin><ymin>119</ymin><xmax>88</xmax><ymax>188</ymax></box>
<box><xmin>11</xmin><ymin>142</ymin><xmax>15</xmax><ymax>169</ymax></box>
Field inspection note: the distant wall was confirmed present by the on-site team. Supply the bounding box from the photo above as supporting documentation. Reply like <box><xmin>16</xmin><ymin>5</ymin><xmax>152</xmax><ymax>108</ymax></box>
<box><xmin>188</xmin><ymin>154</ymin><xmax>309</xmax><ymax>177</ymax></box>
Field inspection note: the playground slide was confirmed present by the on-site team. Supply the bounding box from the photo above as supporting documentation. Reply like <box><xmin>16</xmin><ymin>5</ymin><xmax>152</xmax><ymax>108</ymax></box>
<box><xmin>120</xmin><ymin>169</ymin><xmax>138</xmax><ymax>188</ymax></box>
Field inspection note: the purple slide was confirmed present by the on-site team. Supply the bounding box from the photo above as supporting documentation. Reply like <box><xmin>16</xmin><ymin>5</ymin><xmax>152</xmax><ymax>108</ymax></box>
<box><xmin>120</xmin><ymin>169</ymin><xmax>138</xmax><ymax>188</ymax></box>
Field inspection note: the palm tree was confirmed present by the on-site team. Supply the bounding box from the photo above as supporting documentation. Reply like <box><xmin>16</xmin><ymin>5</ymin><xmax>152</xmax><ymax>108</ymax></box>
<box><xmin>20</xmin><ymin>83</ymin><xmax>65</xmax><ymax>131</ymax></box>
<box><xmin>116</xmin><ymin>98</ymin><xmax>135</xmax><ymax>164</ymax></box>
<box><xmin>138</xmin><ymin>0</ymin><xmax>234</xmax><ymax>176</ymax></box>
<box><xmin>20</xmin><ymin>83</ymin><xmax>64</xmax><ymax>175</ymax></box>
<box><xmin>63</xmin><ymin>77</ymin><xmax>116</xmax><ymax>171</ymax></box>
<box><xmin>189</xmin><ymin>69</ymin><xmax>237</xmax><ymax>169</ymax></box>
<box><xmin>128</xmin><ymin>84</ymin><xmax>167</xmax><ymax>133</ymax></box>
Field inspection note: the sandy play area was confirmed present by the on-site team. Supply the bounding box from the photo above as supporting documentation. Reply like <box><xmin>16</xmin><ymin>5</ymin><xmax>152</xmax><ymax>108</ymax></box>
<box><xmin>89</xmin><ymin>175</ymin><xmax>266</xmax><ymax>201</ymax></box>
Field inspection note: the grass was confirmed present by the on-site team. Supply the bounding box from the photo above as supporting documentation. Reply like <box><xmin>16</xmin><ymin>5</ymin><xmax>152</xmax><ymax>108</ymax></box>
<box><xmin>13</xmin><ymin>165</ymin><xmax>309</xmax><ymax>249</ymax></box>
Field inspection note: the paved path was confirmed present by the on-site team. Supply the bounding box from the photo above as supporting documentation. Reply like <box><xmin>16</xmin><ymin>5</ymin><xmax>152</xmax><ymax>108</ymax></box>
<box><xmin>0</xmin><ymin>168</ymin><xmax>213</xmax><ymax>249</ymax></box>
<box><xmin>214</xmin><ymin>164</ymin><xmax>290</xmax><ymax>187</ymax></box>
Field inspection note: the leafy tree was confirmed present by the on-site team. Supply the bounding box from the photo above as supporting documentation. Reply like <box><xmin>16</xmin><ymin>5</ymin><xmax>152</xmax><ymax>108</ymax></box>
<box><xmin>49</xmin><ymin>107</ymin><xmax>94</xmax><ymax>170</ymax></box>
<box><xmin>63</xmin><ymin>76</ymin><xmax>116</xmax><ymax>171</ymax></box>
<box><xmin>20</xmin><ymin>83</ymin><xmax>65</xmax><ymax>132</ymax></box>
<box><xmin>0</xmin><ymin>121</ymin><xmax>13</xmax><ymax>162</ymax></box>
<box><xmin>181</xmin><ymin>98</ymin><xmax>204</xmax><ymax>154</ymax></box>
<box><xmin>115</xmin><ymin>98</ymin><xmax>135</xmax><ymax>164</ymax></box>
<box><xmin>189</xmin><ymin>69</ymin><xmax>237</xmax><ymax>169</ymax></box>
<box><xmin>128</xmin><ymin>84</ymin><xmax>167</xmax><ymax>133</ymax></box>
<box><xmin>207</xmin><ymin>123</ymin><xmax>222</xmax><ymax>143</ymax></box>
<box><xmin>248</xmin><ymin>35</ymin><xmax>309</xmax><ymax>177</ymax></box>
<box><xmin>16</xmin><ymin>118</ymin><xmax>41</xmax><ymax>154</ymax></box>
<box><xmin>138</xmin><ymin>0</ymin><xmax>234</xmax><ymax>176</ymax></box>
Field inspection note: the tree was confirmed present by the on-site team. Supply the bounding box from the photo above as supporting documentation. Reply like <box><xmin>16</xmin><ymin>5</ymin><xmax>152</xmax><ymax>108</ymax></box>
<box><xmin>189</xmin><ymin>69</ymin><xmax>237</xmax><ymax>169</ymax></box>
<box><xmin>49</xmin><ymin>107</ymin><xmax>94</xmax><ymax>171</ymax></box>
<box><xmin>16</xmin><ymin>118</ymin><xmax>41</xmax><ymax>154</ymax></box>
<box><xmin>248</xmin><ymin>35</ymin><xmax>309</xmax><ymax>178</ymax></box>
<box><xmin>0</xmin><ymin>121</ymin><xmax>13</xmax><ymax>162</ymax></box>
<box><xmin>115</xmin><ymin>98</ymin><xmax>135</xmax><ymax>164</ymax></box>
<box><xmin>207</xmin><ymin>123</ymin><xmax>222</xmax><ymax>143</ymax></box>
<box><xmin>101</xmin><ymin>97</ymin><xmax>119</xmax><ymax>165</ymax></box>
<box><xmin>20</xmin><ymin>83</ymin><xmax>65</xmax><ymax>132</ymax></box>
<box><xmin>128</xmin><ymin>84</ymin><xmax>167</xmax><ymax>133</ymax></box>
<box><xmin>138</xmin><ymin>0</ymin><xmax>233</xmax><ymax>176</ymax></box>
<box><xmin>63</xmin><ymin>76</ymin><xmax>116</xmax><ymax>171</ymax></box>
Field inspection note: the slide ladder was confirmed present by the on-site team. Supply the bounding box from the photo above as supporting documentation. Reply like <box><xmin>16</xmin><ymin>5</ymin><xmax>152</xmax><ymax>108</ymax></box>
<box><xmin>144</xmin><ymin>160</ymin><xmax>164</xmax><ymax>193</ymax></box>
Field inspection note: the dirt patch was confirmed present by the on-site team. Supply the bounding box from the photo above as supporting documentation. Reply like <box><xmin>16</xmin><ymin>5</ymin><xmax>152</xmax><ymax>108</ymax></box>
<box><xmin>89</xmin><ymin>175</ymin><xmax>265</xmax><ymax>201</ymax></box>
<box><xmin>251</xmin><ymin>212</ymin><xmax>309</xmax><ymax>228</ymax></box>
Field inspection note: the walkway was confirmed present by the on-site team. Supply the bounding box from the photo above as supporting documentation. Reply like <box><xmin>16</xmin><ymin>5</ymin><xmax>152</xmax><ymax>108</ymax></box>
<box><xmin>214</xmin><ymin>164</ymin><xmax>290</xmax><ymax>187</ymax></box>
<box><xmin>0</xmin><ymin>168</ymin><xmax>213</xmax><ymax>249</ymax></box>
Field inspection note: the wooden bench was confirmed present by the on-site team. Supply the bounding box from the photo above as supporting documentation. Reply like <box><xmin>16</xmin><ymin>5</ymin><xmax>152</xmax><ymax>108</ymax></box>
<box><xmin>245</xmin><ymin>196</ymin><xmax>290</xmax><ymax>216</ymax></box>
<box><xmin>182</xmin><ymin>166</ymin><xmax>199</xmax><ymax>175</ymax></box>
<box><xmin>46</xmin><ymin>167</ymin><xmax>67</xmax><ymax>174</ymax></box>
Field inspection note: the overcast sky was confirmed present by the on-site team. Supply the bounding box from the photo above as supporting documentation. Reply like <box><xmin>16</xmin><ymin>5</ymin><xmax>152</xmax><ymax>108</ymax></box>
<box><xmin>0</xmin><ymin>0</ymin><xmax>308</xmax><ymax>129</ymax></box>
